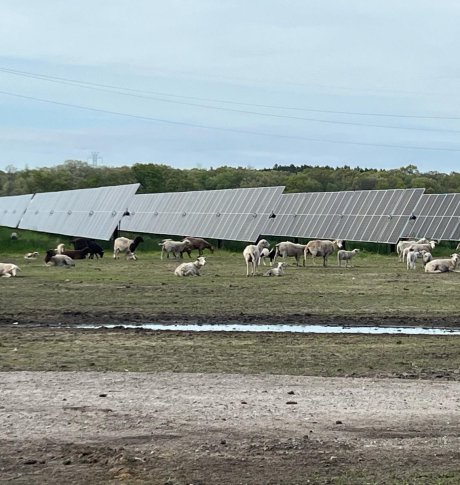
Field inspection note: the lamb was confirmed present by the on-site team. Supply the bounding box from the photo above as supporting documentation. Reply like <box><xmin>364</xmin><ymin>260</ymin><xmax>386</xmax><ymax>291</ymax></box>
<box><xmin>180</xmin><ymin>237</ymin><xmax>214</xmax><ymax>257</ymax></box>
<box><xmin>45</xmin><ymin>250</ymin><xmax>75</xmax><ymax>267</ymax></box>
<box><xmin>243</xmin><ymin>239</ymin><xmax>270</xmax><ymax>276</ymax></box>
<box><xmin>113</xmin><ymin>236</ymin><xmax>144</xmax><ymax>260</ymax></box>
<box><xmin>0</xmin><ymin>263</ymin><xmax>21</xmax><ymax>277</ymax></box>
<box><xmin>260</xmin><ymin>247</ymin><xmax>276</xmax><ymax>266</ymax></box>
<box><xmin>305</xmin><ymin>239</ymin><xmax>343</xmax><ymax>267</ymax></box>
<box><xmin>24</xmin><ymin>252</ymin><xmax>39</xmax><ymax>260</ymax></box>
<box><xmin>406</xmin><ymin>249</ymin><xmax>420</xmax><ymax>271</ymax></box>
<box><xmin>71</xmin><ymin>238</ymin><xmax>104</xmax><ymax>259</ymax></box>
<box><xmin>420</xmin><ymin>250</ymin><xmax>432</xmax><ymax>267</ymax></box>
<box><xmin>160</xmin><ymin>239</ymin><xmax>192</xmax><ymax>260</ymax></box>
<box><xmin>264</xmin><ymin>262</ymin><xmax>286</xmax><ymax>276</ymax></box>
<box><xmin>174</xmin><ymin>256</ymin><xmax>207</xmax><ymax>276</ymax></box>
<box><xmin>425</xmin><ymin>254</ymin><xmax>460</xmax><ymax>273</ymax></box>
<box><xmin>275</xmin><ymin>241</ymin><xmax>307</xmax><ymax>267</ymax></box>
<box><xmin>337</xmin><ymin>248</ymin><xmax>360</xmax><ymax>268</ymax></box>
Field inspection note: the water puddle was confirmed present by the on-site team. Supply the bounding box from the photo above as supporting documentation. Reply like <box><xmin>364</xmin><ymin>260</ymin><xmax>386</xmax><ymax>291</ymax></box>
<box><xmin>76</xmin><ymin>323</ymin><xmax>460</xmax><ymax>336</ymax></box>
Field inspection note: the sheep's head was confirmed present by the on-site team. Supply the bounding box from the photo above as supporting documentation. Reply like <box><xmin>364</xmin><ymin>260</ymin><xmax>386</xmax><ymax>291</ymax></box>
<box><xmin>277</xmin><ymin>262</ymin><xmax>287</xmax><ymax>269</ymax></box>
<box><xmin>430</xmin><ymin>240</ymin><xmax>437</xmax><ymax>249</ymax></box>
<box><xmin>336</xmin><ymin>239</ymin><xmax>344</xmax><ymax>248</ymax></box>
<box><xmin>258</xmin><ymin>239</ymin><xmax>270</xmax><ymax>250</ymax></box>
<box><xmin>353</xmin><ymin>249</ymin><xmax>360</xmax><ymax>254</ymax></box>
<box><xmin>196</xmin><ymin>256</ymin><xmax>207</xmax><ymax>267</ymax></box>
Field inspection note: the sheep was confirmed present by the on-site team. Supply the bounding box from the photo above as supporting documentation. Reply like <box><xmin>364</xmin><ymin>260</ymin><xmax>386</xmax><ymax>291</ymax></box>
<box><xmin>406</xmin><ymin>249</ymin><xmax>420</xmax><ymax>271</ymax></box>
<box><xmin>402</xmin><ymin>241</ymin><xmax>437</xmax><ymax>263</ymax></box>
<box><xmin>159</xmin><ymin>239</ymin><xmax>192</xmax><ymax>260</ymax></box>
<box><xmin>45</xmin><ymin>250</ymin><xmax>75</xmax><ymax>267</ymax></box>
<box><xmin>305</xmin><ymin>239</ymin><xmax>343</xmax><ymax>267</ymax></box>
<box><xmin>56</xmin><ymin>243</ymin><xmax>65</xmax><ymax>254</ymax></box>
<box><xmin>396</xmin><ymin>238</ymin><xmax>430</xmax><ymax>261</ymax></box>
<box><xmin>24</xmin><ymin>252</ymin><xmax>39</xmax><ymax>260</ymax></box>
<box><xmin>71</xmin><ymin>238</ymin><xmax>104</xmax><ymax>259</ymax></box>
<box><xmin>275</xmin><ymin>241</ymin><xmax>307</xmax><ymax>267</ymax></box>
<box><xmin>174</xmin><ymin>256</ymin><xmax>207</xmax><ymax>276</ymax></box>
<box><xmin>0</xmin><ymin>263</ymin><xmax>21</xmax><ymax>277</ymax></box>
<box><xmin>425</xmin><ymin>254</ymin><xmax>460</xmax><ymax>273</ymax></box>
<box><xmin>263</xmin><ymin>262</ymin><xmax>286</xmax><ymax>276</ymax></box>
<box><xmin>10</xmin><ymin>232</ymin><xmax>18</xmax><ymax>240</ymax></box>
<box><xmin>47</xmin><ymin>247</ymin><xmax>90</xmax><ymax>260</ymax></box>
<box><xmin>180</xmin><ymin>237</ymin><xmax>214</xmax><ymax>257</ymax></box>
<box><xmin>337</xmin><ymin>248</ymin><xmax>360</xmax><ymax>268</ymax></box>
<box><xmin>260</xmin><ymin>247</ymin><xmax>276</xmax><ymax>266</ymax></box>
<box><xmin>243</xmin><ymin>239</ymin><xmax>270</xmax><ymax>276</ymax></box>
<box><xmin>420</xmin><ymin>250</ymin><xmax>433</xmax><ymax>267</ymax></box>
<box><xmin>113</xmin><ymin>236</ymin><xmax>144</xmax><ymax>260</ymax></box>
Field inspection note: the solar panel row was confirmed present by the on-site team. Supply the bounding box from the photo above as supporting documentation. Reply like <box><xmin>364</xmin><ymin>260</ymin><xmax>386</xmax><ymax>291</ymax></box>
<box><xmin>2</xmin><ymin>184</ymin><xmax>460</xmax><ymax>244</ymax></box>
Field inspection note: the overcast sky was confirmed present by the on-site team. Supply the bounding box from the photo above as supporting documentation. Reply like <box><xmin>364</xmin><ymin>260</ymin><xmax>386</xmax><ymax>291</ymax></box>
<box><xmin>1</xmin><ymin>1</ymin><xmax>460</xmax><ymax>173</ymax></box>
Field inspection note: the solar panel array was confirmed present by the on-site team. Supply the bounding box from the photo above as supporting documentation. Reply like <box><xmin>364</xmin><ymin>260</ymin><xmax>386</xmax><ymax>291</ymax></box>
<box><xmin>400</xmin><ymin>193</ymin><xmax>460</xmax><ymax>241</ymax></box>
<box><xmin>265</xmin><ymin>188</ymin><xmax>425</xmax><ymax>243</ymax></box>
<box><xmin>120</xmin><ymin>186</ymin><xmax>285</xmax><ymax>242</ymax></box>
<box><xmin>0</xmin><ymin>193</ymin><xmax>34</xmax><ymax>229</ymax></box>
<box><xmin>18</xmin><ymin>184</ymin><xmax>140</xmax><ymax>240</ymax></box>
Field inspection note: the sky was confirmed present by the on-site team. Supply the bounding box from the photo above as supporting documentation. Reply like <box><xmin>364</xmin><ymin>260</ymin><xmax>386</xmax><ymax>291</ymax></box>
<box><xmin>1</xmin><ymin>1</ymin><xmax>460</xmax><ymax>173</ymax></box>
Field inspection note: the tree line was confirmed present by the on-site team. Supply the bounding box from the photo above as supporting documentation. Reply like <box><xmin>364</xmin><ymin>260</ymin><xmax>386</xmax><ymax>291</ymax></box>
<box><xmin>1</xmin><ymin>160</ymin><xmax>460</xmax><ymax>196</ymax></box>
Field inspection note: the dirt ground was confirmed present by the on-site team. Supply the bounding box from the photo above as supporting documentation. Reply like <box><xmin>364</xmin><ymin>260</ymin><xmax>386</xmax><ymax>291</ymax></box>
<box><xmin>1</xmin><ymin>371</ymin><xmax>459</xmax><ymax>484</ymax></box>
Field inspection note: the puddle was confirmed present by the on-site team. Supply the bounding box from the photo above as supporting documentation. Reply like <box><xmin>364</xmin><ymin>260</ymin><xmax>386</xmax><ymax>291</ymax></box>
<box><xmin>75</xmin><ymin>323</ymin><xmax>460</xmax><ymax>336</ymax></box>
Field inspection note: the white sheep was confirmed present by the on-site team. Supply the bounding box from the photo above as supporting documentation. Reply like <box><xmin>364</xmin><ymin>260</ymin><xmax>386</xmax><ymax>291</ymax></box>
<box><xmin>425</xmin><ymin>254</ymin><xmax>460</xmax><ymax>273</ymax></box>
<box><xmin>0</xmin><ymin>263</ymin><xmax>21</xmax><ymax>277</ymax></box>
<box><xmin>337</xmin><ymin>248</ymin><xmax>360</xmax><ymax>267</ymax></box>
<box><xmin>174</xmin><ymin>256</ymin><xmax>207</xmax><ymax>276</ymax></box>
<box><xmin>160</xmin><ymin>239</ymin><xmax>191</xmax><ymax>260</ymax></box>
<box><xmin>275</xmin><ymin>241</ymin><xmax>307</xmax><ymax>267</ymax></box>
<box><xmin>406</xmin><ymin>249</ymin><xmax>420</xmax><ymax>271</ymax></box>
<box><xmin>420</xmin><ymin>250</ymin><xmax>432</xmax><ymax>267</ymax></box>
<box><xmin>55</xmin><ymin>243</ymin><xmax>65</xmax><ymax>254</ymax></box>
<box><xmin>396</xmin><ymin>238</ymin><xmax>430</xmax><ymax>261</ymax></box>
<box><xmin>402</xmin><ymin>241</ymin><xmax>436</xmax><ymax>263</ymax></box>
<box><xmin>24</xmin><ymin>252</ymin><xmax>39</xmax><ymax>260</ymax></box>
<box><xmin>305</xmin><ymin>239</ymin><xmax>343</xmax><ymax>267</ymax></box>
<box><xmin>45</xmin><ymin>254</ymin><xmax>75</xmax><ymax>267</ymax></box>
<box><xmin>243</xmin><ymin>239</ymin><xmax>270</xmax><ymax>277</ymax></box>
<box><xmin>113</xmin><ymin>236</ymin><xmax>144</xmax><ymax>260</ymax></box>
<box><xmin>263</xmin><ymin>262</ymin><xmax>286</xmax><ymax>276</ymax></box>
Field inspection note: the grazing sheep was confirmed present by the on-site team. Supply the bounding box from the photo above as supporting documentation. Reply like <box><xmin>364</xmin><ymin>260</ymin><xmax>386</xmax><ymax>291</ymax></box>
<box><xmin>181</xmin><ymin>237</ymin><xmax>214</xmax><ymax>257</ymax></box>
<box><xmin>174</xmin><ymin>256</ymin><xmax>207</xmax><ymax>276</ymax></box>
<box><xmin>264</xmin><ymin>262</ymin><xmax>286</xmax><ymax>276</ymax></box>
<box><xmin>113</xmin><ymin>236</ymin><xmax>144</xmax><ymax>260</ymax></box>
<box><xmin>0</xmin><ymin>263</ymin><xmax>21</xmax><ymax>277</ymax></box>
<box><xmin>425</xmin><ymin>254</ymin><xmax>460</xmax><ymax>273</ymax></box>
<box><xmin>260</xmin><ymin>247</ymin><xmax>276</xmax><ymax>266</ymax></box>
<box><xmin>305</xmin><ymin>239</ymin><xmax>343</xmax><ymax>267</ymax></box>
<box><xmin>243</xmin><ymin>239</ymin><xmax>270</xmax><ymax>276</ymax></box>
<box><xmin>406</xmin><ymin>249</ymin><xmax>420</xmax><ymax>271</ymax></box>
<box><xmin>45</xmin><ymin>250</ymin><xmax>75</xmax><ymax>267</ymax></box>
<box><xmin>337</xmin><ymin>248</ymin><xmax>360</xmax><ymax>268</ymax></box>
<box><xmin>275</xmin><ymin>241</ymin><xmax>307</xmax><ymax>267</ymax></box>
<box><xmin>160</xmin><ymin>239</ymin><xmax>192</xmax><ymax>260</ymax></box>
<box><xmin>24</xmin><ymin>252</ymin><xmax>39</xmax><ymax>260</ymax></box>
<box><xmin>71</xmin><ymin>238</ymin><xmax>104</xmax><ymax>259</ymax></box>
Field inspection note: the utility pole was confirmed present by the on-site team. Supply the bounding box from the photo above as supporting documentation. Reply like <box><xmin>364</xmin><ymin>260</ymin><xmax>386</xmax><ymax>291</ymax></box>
<box><xmin>89</xmin><ymin>152</ymin><xmax>103</xmax><ymax>166</ymax></box>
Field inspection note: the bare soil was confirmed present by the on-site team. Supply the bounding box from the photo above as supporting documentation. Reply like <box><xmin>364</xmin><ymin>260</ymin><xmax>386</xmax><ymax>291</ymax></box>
<box><xmin>1</xmin><ymin>371</ymin><xmax>460</xmax><ymax>484</ymax></box>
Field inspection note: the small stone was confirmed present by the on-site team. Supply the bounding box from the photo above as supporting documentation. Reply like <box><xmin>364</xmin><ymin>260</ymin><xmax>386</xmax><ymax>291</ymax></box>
<box><xmin>335</xmin><ymin>420</ymin><xmax>343</xmax><ymax>425</ymax></box>
<box><xmin>286</xmin><ymin>401</ymin><xmax>297</xmax><ymax>405</ymax></box>
<box><xmin>287</xmin><ymin>390</ymin><xmax>295</xmax><ymax>395</ymax></box>
<box><xmin>23</xmin><ymin>459</ymin><xmax>37</xmax><ymax>465</ymax></box>
<box><xmin>99</xmin><ymin>393</ymin><xmax>107</xmax><ymax>398</ymax></box>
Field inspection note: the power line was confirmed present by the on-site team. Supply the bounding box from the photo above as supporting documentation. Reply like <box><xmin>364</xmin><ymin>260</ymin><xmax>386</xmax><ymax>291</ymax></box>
<box><xmin>1</xmin><ymin>88</ymin><xmax>460</xmax><ymax>153</ymax></box>
<box><xmin>1</xmin><ymin>66</ymin><xmax>460</xmax><ymax>123</ymax></box>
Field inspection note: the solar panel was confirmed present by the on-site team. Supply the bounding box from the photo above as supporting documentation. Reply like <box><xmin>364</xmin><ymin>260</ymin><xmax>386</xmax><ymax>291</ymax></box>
<box><xmin>121</xmin><ymin>186</ymin><xmax>285</xmax><ymax>242</ymax></box>
<box><xmin>265</xmin><ymin>188</ymin><xmax>425</xmax><ymax>243</ymax></box>
<box><xmin>0</xmin><ymin>194</ymin><xmax>34</xmax><ymax>228</ymax></box>
<box><xmin>401</xmin><ymin>193</ymin><xmax>460</xmax><ymax>241</ymax></box>
<box><xmin>18</xmin><ymin>184</ymin><xmax>140</xmax><ymax>240</ymax></box>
